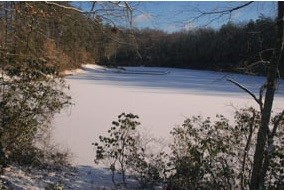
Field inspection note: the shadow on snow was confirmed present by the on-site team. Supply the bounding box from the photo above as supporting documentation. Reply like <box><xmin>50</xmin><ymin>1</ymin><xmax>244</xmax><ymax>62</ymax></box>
<box><xmin>69</xmin><ymin>67</ymin><xmax>284</xmax><ymax>97</ymax></box>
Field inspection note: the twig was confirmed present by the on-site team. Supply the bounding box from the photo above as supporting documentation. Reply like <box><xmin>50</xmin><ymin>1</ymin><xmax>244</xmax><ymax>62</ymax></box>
<box><xmin>200</xmin><ymin>1</ymin><xmax>254</xmax><ymax>15</ymax></box>
<box><xmin>270</xmin><ymin>110</ymin><xmax>284</xmax><ymax>138</ymax></box>
<box><xmin>44</xmin><ymin>2</ymin><xmax>84</xmax><ymax>13</ymax></box>
<box><xmin>240</xmin><ymin>110</ymin><xmax>256</xmax><ymax>190</ymax></box>
<box><xmin>227</xmin><ymin>78</ymin><xmax>261</xmax><ymax>106</ymax></box>
<box><xmin>188</xmin><ymin>1</ymin><xmax>254</xmax><ymax>28</ymax></box>
<box><xmin>247</xmin><ymin>61</ymin><xmax>270</xmax><ymax>68</ymax></box>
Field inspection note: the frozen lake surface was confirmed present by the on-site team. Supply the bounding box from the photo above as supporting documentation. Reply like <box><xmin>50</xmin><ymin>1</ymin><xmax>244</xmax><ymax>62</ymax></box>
<box><xmin>53</xmin><ymin>65</ymin><xmax>284</xmax><ymax>166</ymax></box>
<box><xmin>73</xmin><ymin>66</ymin><xmax>284</xmax><ymax>96</ymax></box>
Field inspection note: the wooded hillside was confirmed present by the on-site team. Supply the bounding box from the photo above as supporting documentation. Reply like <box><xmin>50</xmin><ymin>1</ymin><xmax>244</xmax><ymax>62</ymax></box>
<box><xmin>0</xmin><ymin>2</ymin><xmax>120</xmax><ymax>72</ymax></box>
<box><xmin>1</xmin><ymin>2</ymin><xmax>280</xmax><ymax>76</ymax></box>
<box><xmin>109</xmin><ymin>17</ymin><xmax>282</xmax><ymax>76</ymax></box>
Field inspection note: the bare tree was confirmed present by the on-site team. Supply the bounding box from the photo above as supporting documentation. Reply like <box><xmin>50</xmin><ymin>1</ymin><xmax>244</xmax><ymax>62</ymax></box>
<box><xmin>250</xmin><ymin>2</ymin><xmax>284</xmax><ymax>189</ymax></box>
<box><xmin>191</xmin><ymin>2</ymin><xmax>283</xmax><ymax>189</ymax></box>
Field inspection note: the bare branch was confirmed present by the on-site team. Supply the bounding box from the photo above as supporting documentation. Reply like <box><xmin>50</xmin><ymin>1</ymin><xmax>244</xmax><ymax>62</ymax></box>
<box><xmin>270</xmin><ymin>110</ymin><xmax>284</xmax><ymax>138</ymax></box>
<box><xmin>124</xmin><ymin>2</ymin><xmax>133</xmax><ymax>26</ymax></box>
<box><xmin>200</xmin><ymin>1</ymin><xmax>254</xmax><ymax>15</ymax></box>
<box><xmin>227</xmin><ymin>78</ymin><xmax>261</xmax><ymax>106</ymax></box>
<box><xmin>259</xmin><ymin>84</ymin><xmax>266</xmax><ymax>109</ymax></box>
<box><xmin>44</xmin><ymin>1</ymin><xmax>136</xmax><ymax>47</ymax></box>
<box><xmin>110</xmin><ymin>1</ymin><xmax>126</xmax><ymax>8</ymax></box>
<box><xmin>44</xmin><ymin>2</ymin><xmax>84</xmax><ymax>13</ymax></box>
<box><xmin>90</xmin><ymin>2</ymin><xmax>96</xmax><ymax>12</ymax></box>
<box><xmin>241</xmin><ymin>110</ymin><xmax>256</xmax><ymax>190</ymax></box>
<box><xmin>259</xmin><ymin>48</ymin><xmax>274</xmax><ymax>61</ymax></box>
<box><xmin>248</xmin><ymin>61</ymin><xmax>270</xmax><ymax>68</ymax></box>
<box><xmin>188</xmin><ymin>1</ymin><xmax>254</xmax><ymax>28</ymax></box>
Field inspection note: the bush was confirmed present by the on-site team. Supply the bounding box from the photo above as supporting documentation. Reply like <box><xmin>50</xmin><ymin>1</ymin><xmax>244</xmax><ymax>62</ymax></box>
<box><xmin>93</xmin><ymin>113</ymin><xmax>166</xmax><ymax>188</ymax></box>
<box><xmin>167</xmin><ymin>107</ymin><xmax>284</xmax><ymax>190</ymax></box>
<box><xmin>126</xmin><ymin>134</ymin><xmax>168</xmax><ymax>188</ymax></box>
<box><xmin>94</xmin><ymin>108</ymin><xmax>284</xmax><ymax>189</ymax></box>
<box><xmin>93</xmin><ymin>113</ymin><xmax>141</xmax><ymax>187</ymax></box>
<box><xmin>167</xmin><ymin>114</ymin><xmax>238</xmax><ymax>189</ymax></box>
<box><xmin>0</xmin><ymin>57</ymin><xmax>71</xmax><ymax>170</ymax></box>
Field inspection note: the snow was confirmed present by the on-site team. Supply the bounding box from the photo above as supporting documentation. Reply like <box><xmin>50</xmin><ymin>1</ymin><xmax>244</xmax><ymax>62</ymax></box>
<box><xmin>60</xmin><ymin>68</ymin><xmax>85</xmax><ymax>76</ymax></box>
<box><xmin>53</xmin><ymin>65</ymin><xmax>284</xmax><ymax>167</ymax></box>
<box><xmin>1</xmin><ymin>165</ymin><xmax>125</xmax><ymax>189</ymax></box>
<box><xmin>3</xmin><ymin>65</ymin><xmax>284</xmax><ymax>189</ymax></box>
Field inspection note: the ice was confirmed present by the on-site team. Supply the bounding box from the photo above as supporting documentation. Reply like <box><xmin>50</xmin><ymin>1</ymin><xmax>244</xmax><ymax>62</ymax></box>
<box><xmin>53</xmin><ymin>66</ymin><xmax>284</xmax><ymax>166</ymax></box>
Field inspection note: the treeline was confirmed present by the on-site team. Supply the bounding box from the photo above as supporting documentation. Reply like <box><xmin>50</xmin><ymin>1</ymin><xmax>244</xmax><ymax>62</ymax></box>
<box><xmin>2</xmin><ymin>2</ymin><xmax>279</xmax><ymax>76</ymax></box>
<box><xmin>106</xmin><ymin>17</ymin><xmax>283</xmax><ymax>76</ymax></box>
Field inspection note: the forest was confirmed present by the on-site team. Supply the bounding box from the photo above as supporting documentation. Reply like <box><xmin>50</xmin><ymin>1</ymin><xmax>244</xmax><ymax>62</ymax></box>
<box><xmin>106</xmin><ymin>17</ymin><xmax>283</xmax><ymax>76</ymax></box>
<box><xmin>1</xmin><ymin>2</ymin><xmax>280</xmax><ymax>76</ymax></box>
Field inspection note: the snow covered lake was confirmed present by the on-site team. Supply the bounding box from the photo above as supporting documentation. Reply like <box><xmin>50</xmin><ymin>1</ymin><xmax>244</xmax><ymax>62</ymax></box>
<box><xmin>53</xmin><ymin>65</ymin><xmax>284</xmax><ymax>166</ymax></box>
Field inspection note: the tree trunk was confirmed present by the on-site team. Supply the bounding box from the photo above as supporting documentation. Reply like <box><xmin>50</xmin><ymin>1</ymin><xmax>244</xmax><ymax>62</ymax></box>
<box><xmin>250</xmin><ymin>2</ymin><xmax>284</xmax><ymax>189</ymax></box>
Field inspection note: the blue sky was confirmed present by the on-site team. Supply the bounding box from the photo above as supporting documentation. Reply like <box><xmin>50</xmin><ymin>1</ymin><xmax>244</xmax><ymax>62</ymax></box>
<box><xmin>132</xmin><ymin>1</ymin><xmax>276</xmax><ymax>32</ymax></box>
<box><xmin>74</xmin><ymin>1</ymin><xmax>277</xmax><ymax>33</ymax></box>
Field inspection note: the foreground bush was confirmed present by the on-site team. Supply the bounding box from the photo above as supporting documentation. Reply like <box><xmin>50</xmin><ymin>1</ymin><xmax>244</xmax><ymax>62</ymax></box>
<box><xmin>94</xmin><ymin>109</ymin><xmax>284</xmax><ymax>189</ymax></box>
<box><xmin>0</xmin><ymin>57</ymin><xmax>71</xmax><ymax>170</ymax></box>
<box><xmin>168</xmin><ymin>108</ymin><xmax>284</xmax><ymax>189</ymax></box>
<box><xmin>93</xmin><ymin>113</ymin><xmax>166</xmax><ymax>189</ymax></box>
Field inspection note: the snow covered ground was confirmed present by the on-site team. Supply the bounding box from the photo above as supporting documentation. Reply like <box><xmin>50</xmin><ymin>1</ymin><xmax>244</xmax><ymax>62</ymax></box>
<box><xmin>2</xmin><ymin>165</ymin><xmax>135</xmax><ymax>190</ymax></box>
<box><xmin>5</xmin><ymin>65</ymin><xmax>284</xmax><ymax>189</ymax></box>
<box><xmin>53</xmin><ymin>64</ymin><xmax>284</xmax><ymax>167</ymax></box>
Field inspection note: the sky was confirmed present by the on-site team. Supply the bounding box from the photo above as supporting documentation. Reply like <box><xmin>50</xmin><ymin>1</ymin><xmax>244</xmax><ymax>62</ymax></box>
<box><xmin>132</xmin><ymin>1</ymin><xmax>276</xmax><ymax>32</ymax></box>
<box><xmin>75</xmin><ymin>1</ymin><xmax>277</xmax><ymax>33</ymax></box>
